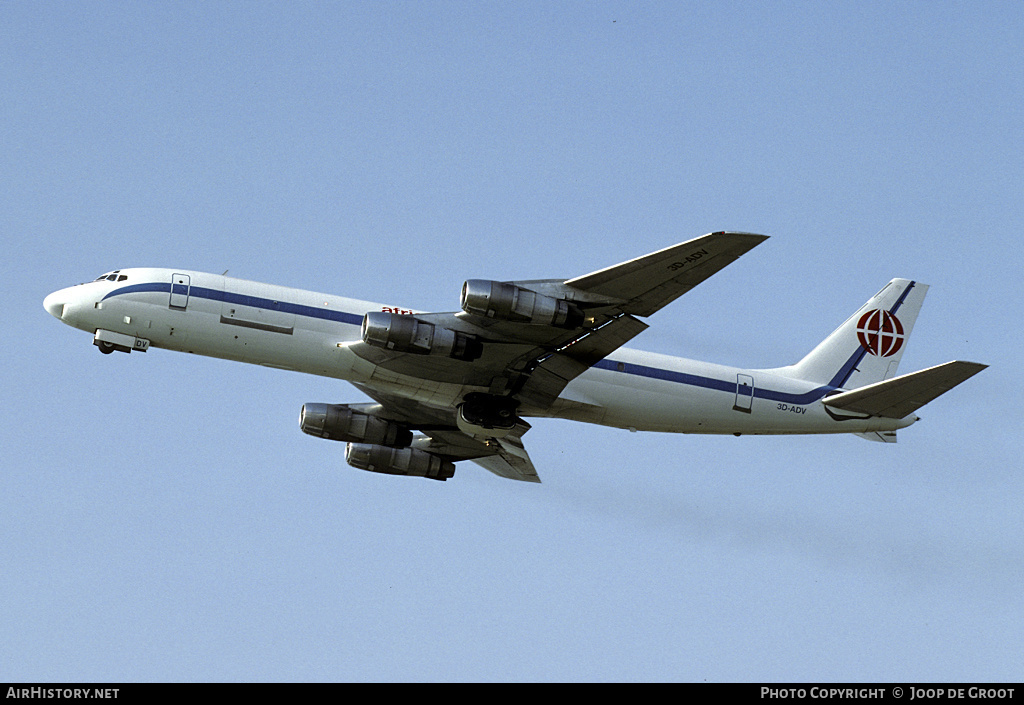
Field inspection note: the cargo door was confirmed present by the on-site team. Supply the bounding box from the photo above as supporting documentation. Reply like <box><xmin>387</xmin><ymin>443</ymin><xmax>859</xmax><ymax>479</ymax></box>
<box><xmin>219</xmin><ymin>283</ymin><xmax>296</xmax><ymax>336</ymax></box>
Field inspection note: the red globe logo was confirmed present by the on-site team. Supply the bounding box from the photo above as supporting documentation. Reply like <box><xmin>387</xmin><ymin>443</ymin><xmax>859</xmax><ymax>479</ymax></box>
<box><xmin>857</xmin><ymin>309</ymin><xmax>905</xmax><ymax>357</ymax></box>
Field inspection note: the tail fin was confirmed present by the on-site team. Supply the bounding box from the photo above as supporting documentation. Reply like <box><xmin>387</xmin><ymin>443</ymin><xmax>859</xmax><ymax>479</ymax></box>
<box><xmin>777</xmin><ymin>279</ymin><xmax>929</xmax><ymax>390</ymax></box>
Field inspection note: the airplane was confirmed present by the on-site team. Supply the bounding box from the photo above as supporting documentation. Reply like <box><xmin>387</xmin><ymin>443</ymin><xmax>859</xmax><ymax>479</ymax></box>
<box><xmin>43</xmin><ymin>231</ymin><xmax>986</xmax><ymax>482</ymax></box>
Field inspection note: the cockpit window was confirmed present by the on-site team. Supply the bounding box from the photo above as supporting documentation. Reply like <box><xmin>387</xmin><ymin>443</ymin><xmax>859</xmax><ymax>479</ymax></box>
<box><xmin>94</xmin><ymin>270</ymin><xmax>127</xmax><ymax>282</ymax></box>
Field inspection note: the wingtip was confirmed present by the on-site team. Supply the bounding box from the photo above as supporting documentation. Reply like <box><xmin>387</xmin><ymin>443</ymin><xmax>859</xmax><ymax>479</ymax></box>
<box><xmin>706</xmin><ymin>231</ymin><xmax>770</xmax><ymax>249</ymax></box>
<box><xmin>716</xmin><ymin>231</ymin><xmax>770</xmax><ymax>241</ymax></box>
<box><xmin>956</xmin><ymin>361</ymin><xmax>989</xmax><ymax>374</ymax></box>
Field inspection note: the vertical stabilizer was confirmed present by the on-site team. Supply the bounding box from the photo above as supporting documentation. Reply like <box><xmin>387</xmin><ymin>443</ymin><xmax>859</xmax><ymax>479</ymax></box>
<box><xmin>776</xmin><ymin>279</ymin><xmax>929</xmax><ymax>390</ymax></box>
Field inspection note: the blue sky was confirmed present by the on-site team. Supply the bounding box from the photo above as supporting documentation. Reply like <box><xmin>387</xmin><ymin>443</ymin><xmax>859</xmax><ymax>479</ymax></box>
<box><xmin>3</xmin><ymin>1</ymin><xmax>1022</xmax><ymax>681</ymax></box>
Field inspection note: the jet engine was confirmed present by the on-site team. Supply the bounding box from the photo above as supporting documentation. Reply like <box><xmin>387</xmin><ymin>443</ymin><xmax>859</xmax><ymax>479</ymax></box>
<box><xmin>460</xmin><ymin>279</ymin><xmax>583</xmax><ymax>328</ymax></box>
<box><xmin>361</xmin><ymin>311</ymin><xmax>482</xmax><ymax>361</ymax></box>
<box><xmin>300</xmin><ymin>403</ymin><xmax>412</xmax><ymax>447</ymax></box>
<box><xmin>345</xmin><ymin>443</ymin><xmax>455</xmax><ymax>481</ymax></box>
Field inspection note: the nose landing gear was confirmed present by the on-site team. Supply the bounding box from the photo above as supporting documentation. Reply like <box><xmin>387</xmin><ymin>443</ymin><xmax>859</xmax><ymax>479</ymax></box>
<box><xmin>93</xmin><ymin>330</ymin><xmax>150</xmax><ymax>355</ymax></box>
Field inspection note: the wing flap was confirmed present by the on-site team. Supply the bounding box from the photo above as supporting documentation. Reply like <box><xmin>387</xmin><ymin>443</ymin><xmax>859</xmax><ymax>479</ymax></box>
<box><xmin>823</xmin><ymin>361</ymin><xmax>987</xmax><ymax>419</ymax></box>
<box><xmin>469</xmin><ymin>433</ymin><xmax>541</xmax><ymax>483</ymax></box>
<box><xmin>516</xmin><ymin>313</ymin><xmax>649</xmax><ymax>410</ymax></box>
<box><xmin>417</xmin><ymin>427</ymin><xmax>541</xmax><ymax>483</ymax></box>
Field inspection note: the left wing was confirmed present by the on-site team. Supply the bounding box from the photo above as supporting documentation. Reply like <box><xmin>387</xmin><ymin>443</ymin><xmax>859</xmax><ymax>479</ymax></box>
<box><xmin>354</xmin><ymin>384</ymin><xmax>540</xmax><ymax>482</ymax></box>
<box><xmin>345</xmin><ymin>232</ymin><xmax>767</xmax><ymax>481</ymax></box>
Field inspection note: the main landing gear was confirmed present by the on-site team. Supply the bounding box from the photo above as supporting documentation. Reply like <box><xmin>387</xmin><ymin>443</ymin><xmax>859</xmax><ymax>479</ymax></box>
<box><xmin>456</xmin><ymin>393</ymin><xmax>520</xmax><ymax>438</ymax></box>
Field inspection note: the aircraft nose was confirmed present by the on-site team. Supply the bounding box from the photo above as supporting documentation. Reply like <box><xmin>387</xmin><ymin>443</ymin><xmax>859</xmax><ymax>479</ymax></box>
<box><xmin>43</xmin><ymin>290</ymin><xmax>66</xmax><ymax>319</ymax></box>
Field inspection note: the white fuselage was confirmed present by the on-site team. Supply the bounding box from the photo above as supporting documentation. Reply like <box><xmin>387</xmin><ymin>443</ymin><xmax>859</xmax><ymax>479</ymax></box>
<box><xmin>44</xmin><ymin>268</ymin><xmax>916</xmax><ymax>437</ymax></box>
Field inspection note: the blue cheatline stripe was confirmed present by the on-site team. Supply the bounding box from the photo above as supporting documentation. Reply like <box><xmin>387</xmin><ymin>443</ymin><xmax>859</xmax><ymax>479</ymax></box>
<box><xmin>101</xmin><ymin>282</ymin><xmax>170</xmax><ymax>299</ymax></box>
<box><xmin>105</xmin><ymin>279</ymin><xmax>906</xmax><ymax>406</ymax></box>
<box><xmin>828</xmin><ymin>280</ymin><xmax>916</xmax><ymax>389</ymax></box>
<box><xmin>103</xmin><ymin>282</ymin><xmax>364</xmax><ymax>326</ymax></box>
<box><xmin>594</xmin><ymin>282</ymin><xmax>918</xmax><ymax>405</ymax></box>
<box><xmin>591</xmin><ymin>359</ymin><xmax>839</xmax><ymax>406</ymax></box>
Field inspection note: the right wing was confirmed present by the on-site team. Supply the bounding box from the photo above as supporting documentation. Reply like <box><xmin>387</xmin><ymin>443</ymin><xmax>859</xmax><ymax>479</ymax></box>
<box><xmin>349</xmin><ymin>231</ymin><xmax>769</xmax><ymax>405</ymax></box>
<box><xmin>515</xmin><ymin>231</ymin><xmax>769</xmax><ymax>408</ymax></box>
<box><xmin>563</xmin><ymin>231</ymin><xmax>769</xmax><ymax>317</ymax></box>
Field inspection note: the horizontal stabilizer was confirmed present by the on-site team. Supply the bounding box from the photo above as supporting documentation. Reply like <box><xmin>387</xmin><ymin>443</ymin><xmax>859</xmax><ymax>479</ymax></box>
<box><xmin>823</xmin><ymin>361</ymin><xmax>987</xmax><ymax>419</ymax></box>
<box><xmin>855</xmin><ymin>430</ymin><xmax>899</xmax><ymax>443</ymax></box>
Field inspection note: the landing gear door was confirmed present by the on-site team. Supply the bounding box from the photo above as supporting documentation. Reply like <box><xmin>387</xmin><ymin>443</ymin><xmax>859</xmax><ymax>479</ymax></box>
<box><xmin>170</xmin><ymin>274</ymin><xmax>190</xmax><ymax>310</ymax></box>
<box><xmin>734</xmin><ymin>374</ymin><xmax>754</xmax><ymax>413</ymax></box>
